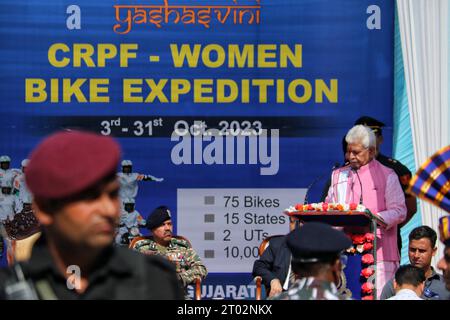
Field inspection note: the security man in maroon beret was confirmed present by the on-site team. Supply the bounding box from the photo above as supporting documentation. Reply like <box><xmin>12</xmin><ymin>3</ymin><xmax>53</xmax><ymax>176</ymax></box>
<box><xmin>0</xmin><ymin>130</ymin><xmax>183</xmax><ymax>299</ymax></box>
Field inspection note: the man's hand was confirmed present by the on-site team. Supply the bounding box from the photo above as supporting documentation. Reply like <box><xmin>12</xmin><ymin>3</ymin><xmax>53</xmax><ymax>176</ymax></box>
<box><xmin>268</xmin><ymin>279</ymin><xmax>283</xmax><ymax>297</ymax></box>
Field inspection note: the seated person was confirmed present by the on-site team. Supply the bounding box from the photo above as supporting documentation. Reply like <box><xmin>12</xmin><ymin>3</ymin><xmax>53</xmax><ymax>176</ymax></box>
<box><xmin>381</xmin><ymin>226</ymin><xmax>450</xmax><ymax>300</ymax></box>
<box><xmin>133</xmin><ymin>206</ymin><xmax>207</xmax><ymax>298</ymax></box>
<box><xmin>252</xmin><ymin>216</ymin><xmax>298</xmax><ymax>298</ymax></box>
<box><xmin>270</xmin><ymin>222</ymin><xmax>352</xmax><ymax>300</ymax></box>
<box><xmin>387</xmin><ymin>265</ymin><xmax>425</xmax><ymax>300</ymax></box>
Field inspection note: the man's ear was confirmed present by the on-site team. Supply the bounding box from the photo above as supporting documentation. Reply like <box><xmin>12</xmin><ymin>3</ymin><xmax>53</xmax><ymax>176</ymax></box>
<box><xmin>377</xmin><ymin>135</ymin><xmax>384</xmax><ymax>146</ymax></box>
<box><xmin>32</xmin><ymin>202</ymin><xmax>53</xmax><ymax>226</ymax></box>
<box><xmin>432</xmin><ymin>246</ymin><xmax>437</xmax><ymax>257</ymax></box>
<box><xmin>393</xmin><ymin>280</ymin><xmax>399</xmax><ymax>291</ymax></box>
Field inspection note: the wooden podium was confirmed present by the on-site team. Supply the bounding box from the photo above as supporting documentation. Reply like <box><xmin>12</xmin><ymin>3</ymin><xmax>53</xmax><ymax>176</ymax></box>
<box><xmin>285</xmin><ymin>209</ymin><xmax>387</xmax><ymax>300</ymax></box>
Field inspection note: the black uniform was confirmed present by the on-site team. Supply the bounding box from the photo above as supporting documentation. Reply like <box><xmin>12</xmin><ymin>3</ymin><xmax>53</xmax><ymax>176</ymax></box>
<box><xmin>0</xmin><ymin>235</ymin><xmax>184</xmax><ymax>300</ymax></box>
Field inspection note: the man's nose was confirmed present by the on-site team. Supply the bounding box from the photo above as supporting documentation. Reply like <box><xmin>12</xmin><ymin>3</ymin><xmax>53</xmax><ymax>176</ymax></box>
<box><xmin>99</xmin><ymin>194</ymin><xmax>119</xmax><ymax>217</ymax></box>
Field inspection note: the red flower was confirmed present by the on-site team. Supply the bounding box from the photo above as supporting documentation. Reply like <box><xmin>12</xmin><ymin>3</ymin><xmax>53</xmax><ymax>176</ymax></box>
<box><xmin>365</xmin><ymin>233</ymin><xmax>375</xmax><ymax>242</ymax></box>
<box><xmin>349</xmin><ymin>203</ymin><xmax>358</xmax><ymax>210</ymax></box>
<box><xmin>361</xmin><ymin>282</ymin><xmax>374</xmax><ymax>294</ymax></box>
<box><xmin>361</xmin><ymin>254</ymin><xmax>374</xmax><ymax>265</ymax></box>
<box><xmin>363</xmin><ymin>242</ymin><xmax>373</xmax><ymax>252</ymax></box>
<box><xmin>295</xmin><ymin>203</ymin><xmax>303</xmax><ymax>211</ymax></box>
<box><xmin>352</xmin><ymin>234</ymin><xmax>366</xmax><ymax>245</ymax></box>
<box><xmin>307</xmin><ymin>204</ymin><xmax>313</xmax><ymax>211</ymax></box>
<box><xmin>362</xmin><ymin>295</ymin><xmax>374</xmax><ymax>300</ymax></box>
<box><xmin>322</xmin><ymin>202</ymin><xmax>329</xmax><ymax>211</ymax></box>
<box><xmin>361</xmin><ymin>268</ymin><xmax>374</xmax><ymax>278</ymax></box>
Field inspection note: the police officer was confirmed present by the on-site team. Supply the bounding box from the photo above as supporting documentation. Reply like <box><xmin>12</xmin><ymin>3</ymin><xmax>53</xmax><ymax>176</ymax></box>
<box><xmin>0</xmin><ymin>130</ymin><xmax>183</xmax><ymax>299</ymax></box>
<box><xmin>354</xmin><ymin>116</ymin><xmax>417</xmax><ymax>253</ymax></box>
<box><xmin>133</xmin><ymin>206</ymin><xmax>208</xmax><ymax>299</ymax></box>
<box><xmin>115</xmin><ymin>198</ymin><xmax>145</xmax><ymax>245</ymax></box>
<box><xmin>271</xmin><ymin>222</ymin><xmax>352</xmax><ymax>300</ymax></box>
<box><xmin>117</xmin><ymin>160</ymin><xmax>164</xmax><ymax>204</ymax></box>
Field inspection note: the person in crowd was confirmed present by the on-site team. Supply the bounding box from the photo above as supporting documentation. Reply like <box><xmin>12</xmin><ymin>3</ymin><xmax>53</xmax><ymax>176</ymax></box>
<box><xmin>252</xmin><ymin>216</ymin><xmax>299</xmax><ymax>298</ymax></box>
<box><xmin>381</xmin><ymin>226</ymin><xmax>450</xmax><ymax>299</ymax></box>
<box><xmin>0</xmin><ymin>130</ymin><xmax>183</xmax><ymax>299</ymax></box>
<box><xmin>133</xmin><ymin>206</ymin><xmax>207</xmax><ymax>299</ymax></box>
<box><xmin>386</xmin><ymin>264</ymin><xmax>425</xmax><ymax>300</ymax></box>
<box><xmin>325</xmin><ymin>125</ymin><xmax>407</xmax><ymax>298</ymax></box>
<box><xmin>271</xmin><ymin>222</ymin><xmax>352</xmax><ymax>300</ymax></box>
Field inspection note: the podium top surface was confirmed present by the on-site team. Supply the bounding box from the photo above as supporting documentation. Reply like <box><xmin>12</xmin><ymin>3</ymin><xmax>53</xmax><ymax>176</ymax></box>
<box><xmin>285</xmin><ymin>210</ymin><xmax>387</xmax><ymax>228</ymax></box>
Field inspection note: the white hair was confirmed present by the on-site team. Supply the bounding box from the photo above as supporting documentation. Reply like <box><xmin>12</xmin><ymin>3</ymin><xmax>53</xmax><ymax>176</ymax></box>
<box><xmin>345</xmin><ymin>125</ymin><xmax>376</xmax><ymax>149</ymax></box>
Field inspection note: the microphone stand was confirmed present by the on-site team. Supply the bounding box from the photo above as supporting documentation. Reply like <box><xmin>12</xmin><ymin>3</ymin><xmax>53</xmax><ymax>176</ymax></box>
<box><xmin>304</xmin><ymin>163</ymin><xmax>340</xmax><ymax>205</ymax></box>
<box><xmin>351</xmin><ymin>167</ymin><xmax>364</xmax><ymax>205</ymax></box>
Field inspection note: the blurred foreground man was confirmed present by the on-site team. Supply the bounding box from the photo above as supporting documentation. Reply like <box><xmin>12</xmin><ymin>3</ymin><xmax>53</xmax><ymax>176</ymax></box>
<box><xmin>0</xmin><ymin>131</ymin><xmax>183</xmax><ymax>299</ymax></box>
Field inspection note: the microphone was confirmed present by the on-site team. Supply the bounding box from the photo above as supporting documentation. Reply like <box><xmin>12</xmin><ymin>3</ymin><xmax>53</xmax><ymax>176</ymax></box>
<box><xmin>304</xmin><ymin>162</ymin><xmax>341</xmax><ymax>205</ymax></box>
<box><xmin>351</xmin><ymin>167</ymin><xmax>363</xmax><ymax>205</ymax></box>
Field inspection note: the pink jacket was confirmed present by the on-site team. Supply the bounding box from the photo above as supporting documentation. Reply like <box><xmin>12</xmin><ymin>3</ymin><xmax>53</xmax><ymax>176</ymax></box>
<box><xmin>326</xmin><ymin>159</ymin><xmax>407</xmax><ymax>262</ymax></box>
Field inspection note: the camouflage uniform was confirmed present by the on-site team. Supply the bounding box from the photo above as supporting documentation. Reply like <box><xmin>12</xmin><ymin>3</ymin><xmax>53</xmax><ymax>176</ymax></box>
<box><xmin>271</xmin><ymin>277</ymin><xmax>350</xmax><ymax>300</ymax></box>
<box><xmin>134</xmin><ymin>237</ymin><xmax>207</xmax><ymax>298</ymax></box>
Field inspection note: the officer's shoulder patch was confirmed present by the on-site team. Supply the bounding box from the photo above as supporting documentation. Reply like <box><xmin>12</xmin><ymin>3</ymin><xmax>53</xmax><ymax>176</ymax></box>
<box><xmin>172</xmin><ymin>237</ymin><xmax>191</xmax><ymax>248</ymax></box>
<box><xmin>135</xmin><ymin>239</ymin><xmax>156</xmax><ymax>251</ymax></box>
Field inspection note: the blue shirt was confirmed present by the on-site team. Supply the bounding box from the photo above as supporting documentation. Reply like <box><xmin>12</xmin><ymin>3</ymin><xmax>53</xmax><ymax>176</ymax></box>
<box><xmin>380</xmin><ymin>267</ymin><xmax>450</xmax><ymax>300</ymax></box>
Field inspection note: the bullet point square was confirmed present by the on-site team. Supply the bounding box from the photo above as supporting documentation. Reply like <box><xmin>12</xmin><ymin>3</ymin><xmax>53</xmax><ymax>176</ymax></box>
<box><xmin>204</xmin><ymin>250</ymin><xmax>215</xmax><ymax>258</ymax></box>
<box><xmin>204</xmin><ymin>196</ymin><xmax>215</xmax><ymax>205</ymax></box>
<box><xmin>204</xmin><ymin>232</ymin><xmax>215</xmax><ymax>240</ymax></box>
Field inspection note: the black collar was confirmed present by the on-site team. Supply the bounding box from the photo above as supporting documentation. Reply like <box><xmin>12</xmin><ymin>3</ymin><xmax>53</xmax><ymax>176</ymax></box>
<box><xmin>24</xmin><ymin>234</ymin><xmax>132</xmax><ymax>280</ymax></box>
<box><xmin>428</xmin><ymin>267</ymin><xmax>441</xmax><ymax>281</ymax></box>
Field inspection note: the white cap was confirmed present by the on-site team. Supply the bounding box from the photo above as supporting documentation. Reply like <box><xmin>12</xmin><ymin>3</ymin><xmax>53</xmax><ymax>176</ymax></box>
<box><xmin>0</xmin><ymin>155</ymin><xmax>11</xmax><ymax>162</ymax></box>
<box><xmin>121</xmin><ymin>160</ymin><xmax>132</xmax><ymax>166</ymax></box>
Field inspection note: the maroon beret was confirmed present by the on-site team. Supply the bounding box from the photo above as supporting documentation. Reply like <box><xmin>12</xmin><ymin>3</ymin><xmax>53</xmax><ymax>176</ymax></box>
<box><xmin>26</xmin><ymin>130</ymin><xmax>121</xmax><ymax>200</ymax></box>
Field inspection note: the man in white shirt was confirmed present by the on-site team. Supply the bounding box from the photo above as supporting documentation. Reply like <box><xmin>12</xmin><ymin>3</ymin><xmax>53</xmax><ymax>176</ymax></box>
<box><xmin>387</xmin><ymin>264</ymin><xmax>425</xmax><ymax>300</ymax></box>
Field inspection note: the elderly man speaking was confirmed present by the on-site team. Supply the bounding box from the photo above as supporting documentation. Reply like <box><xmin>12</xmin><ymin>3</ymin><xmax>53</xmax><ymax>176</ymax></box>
<box><xmin>325</xmin><ymin>125</ymin><xmax>406</xmax><ymax>299</ymax></box>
